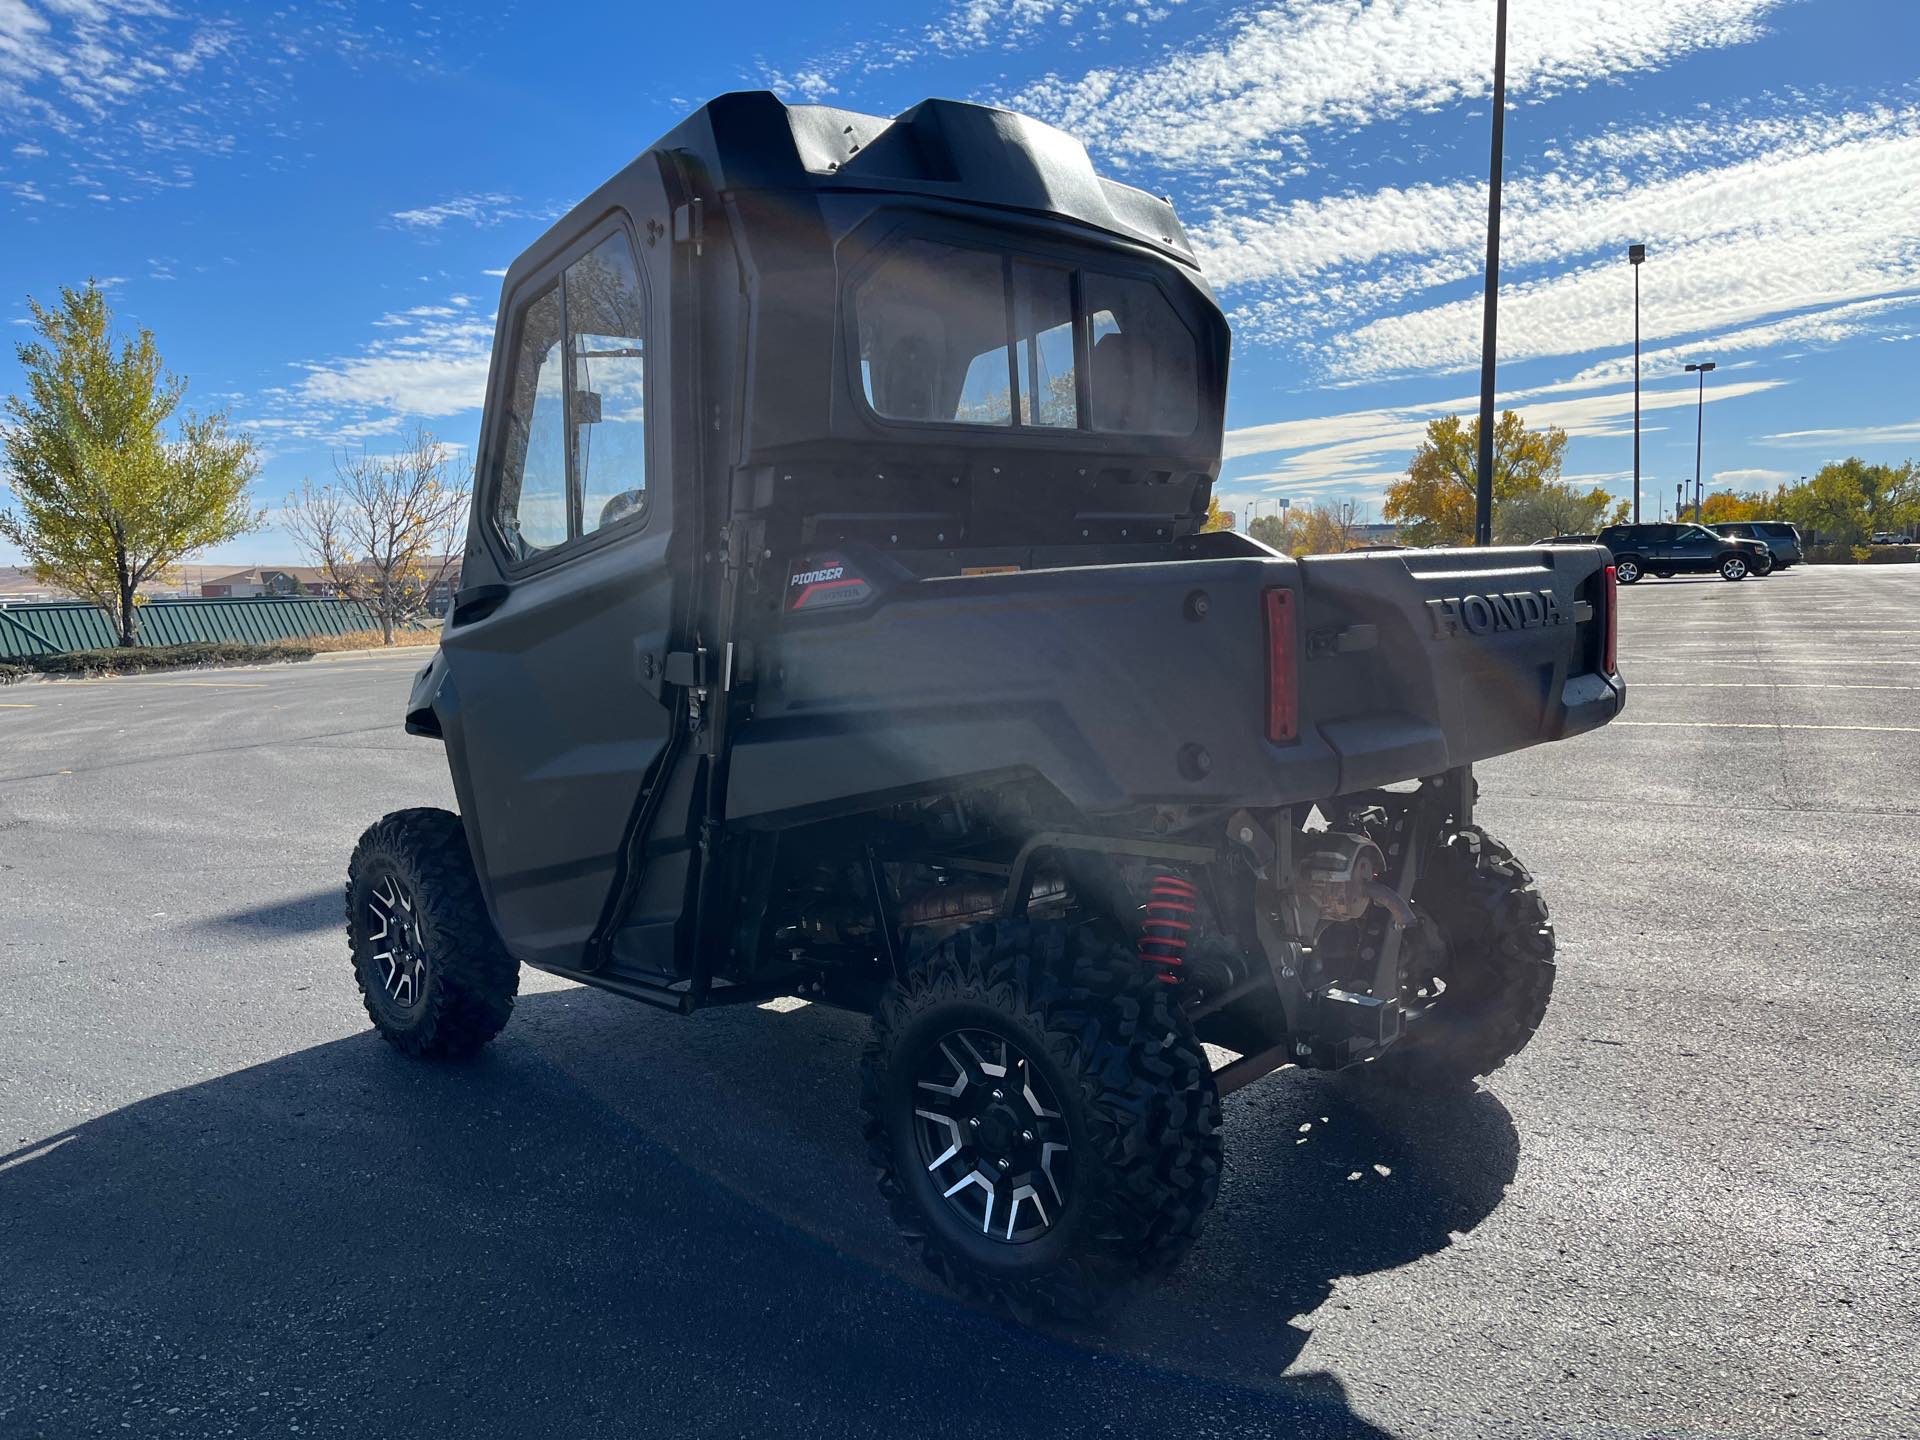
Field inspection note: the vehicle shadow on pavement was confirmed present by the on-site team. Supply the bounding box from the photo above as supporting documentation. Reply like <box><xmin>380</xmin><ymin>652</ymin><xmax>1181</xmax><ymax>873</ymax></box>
<box><xmin>0</xmin><ymin>986</ymin><xmax>1514</xmax><ymax>1438</ymax></box>
<box><xmin>185</xmin><ymin>888</ymin><xmax>343</xmax><ymax>935</ymax></box>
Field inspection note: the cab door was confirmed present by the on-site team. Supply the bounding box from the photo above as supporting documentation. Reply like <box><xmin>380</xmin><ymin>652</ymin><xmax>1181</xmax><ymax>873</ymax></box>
<box><xmin>436</xmin><ymin>177</ymin><xmax>687</xmax><ymax>971</ymax></box>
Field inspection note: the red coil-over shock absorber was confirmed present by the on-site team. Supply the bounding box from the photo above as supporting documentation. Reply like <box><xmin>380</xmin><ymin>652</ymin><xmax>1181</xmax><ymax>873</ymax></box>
<box><xmin>1139</xmin><ymin>872</ymin><xmax>1198</xmax><ymax>983</ymax></box>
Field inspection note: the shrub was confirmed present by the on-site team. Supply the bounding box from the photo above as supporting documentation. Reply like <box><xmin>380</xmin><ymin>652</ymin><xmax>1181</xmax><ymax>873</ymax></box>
<box><xmin>23</xmin><ymin>641</ymin><xmax>317</xmax><ymax>678</ymax></box>
<box><xmin>297</xmin><ymin>626</ymin><xmax>440</xmax><ymax>652</ymax></box>
<box><xmin>0</xmin><ymin>661</ymin><xmax>28</xmax><ymax>685</ymax></box>
<box><xmin>1864</xmin><ymin>544</ymin><xmax>1920</xmax><ymax>564</ymax></box>
<box><xmin>1803</xmin><ymin>543</ymin><xmax>1860</xmax><ymax>564</ymax></box>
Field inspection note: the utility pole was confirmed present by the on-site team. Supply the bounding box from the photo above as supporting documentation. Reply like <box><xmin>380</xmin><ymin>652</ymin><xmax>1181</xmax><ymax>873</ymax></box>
<box><xmin>1629</xmin><ymin>243</ymin><xmax>1646</xmax><ymax>521</ymax></box>
<box><xmin>1686</xmin><ymin>360</ymin><xmax>1716</xmax><ymax>521</ymax></box>
<box><xmin>1473</xmin><ymin>0</ymin><xmax>1509</xmax><ymax>546</ymax></box>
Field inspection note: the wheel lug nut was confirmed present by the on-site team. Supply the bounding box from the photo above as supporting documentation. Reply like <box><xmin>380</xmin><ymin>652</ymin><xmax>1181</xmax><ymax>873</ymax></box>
<box><xmin>968</xmin><ymin>1117</ymin><xmax>980</xmax><ymax>1129</ymax></box>
<box><xmin>996</xmin><ymin>1157</ymin><xmax>1010</xmax><ymax>1170</ymax></box>
<box><xmin>1021</xmin><ymin>1130</ymin><xmax>1033</xmax><ymax>1142</ymax></box>
<box><xmin>992</xmin><ymin>1089</ymin><xmax>1004</xmax><ymax>1101</ymax></box>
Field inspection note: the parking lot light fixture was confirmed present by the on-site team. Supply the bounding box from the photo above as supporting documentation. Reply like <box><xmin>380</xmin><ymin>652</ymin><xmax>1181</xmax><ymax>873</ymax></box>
<box><xmin>1630</xmin><ymin>244</ymin><xmax>1646</xmax><ymax>521</ymax></box>
<box><xmin>1686</xmin><ymin>361</ymin><xmax>1717</xmax><ymax>521</ymax></box>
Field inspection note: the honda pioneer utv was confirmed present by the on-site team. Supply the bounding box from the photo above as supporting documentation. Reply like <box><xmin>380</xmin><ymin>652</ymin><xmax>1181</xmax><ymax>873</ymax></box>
<box><xmin>346</xmin><ymin>92</ymin><xmax>1625</xmax><ymax>1320</ymax></box>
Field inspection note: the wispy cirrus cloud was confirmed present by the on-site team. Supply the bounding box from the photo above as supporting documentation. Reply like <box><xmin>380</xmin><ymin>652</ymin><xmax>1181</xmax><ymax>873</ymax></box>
<box><xmin>391</xmin><ymin>192</ymin><xmax>545</xmax><ymax>232</ymax></box>
<box><xmin>1190</xmin><ymin>100</ymin><xmax>1920</xmax><ymax>385</ymax></box>
<box><xmin>1762</xmin><ymin>418</ymin><xmax>1920</xmax><ymax>447</ymax></box>
<box><xmin>754</xmin><ymin>0</ymin><xmax>1183</xmax><ymax>101</ymax></box>
<box><xmin>1013</xmin><ymin>0</ymin><xmax>1785</xmax><ymax>171</ymax></box>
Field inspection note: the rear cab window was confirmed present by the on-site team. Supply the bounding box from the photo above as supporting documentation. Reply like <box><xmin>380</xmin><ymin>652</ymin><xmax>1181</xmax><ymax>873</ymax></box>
<box><xmin>853</xmin><ymin>236</ymin><xmax>1199</xmax><ymax>438</ymax></box>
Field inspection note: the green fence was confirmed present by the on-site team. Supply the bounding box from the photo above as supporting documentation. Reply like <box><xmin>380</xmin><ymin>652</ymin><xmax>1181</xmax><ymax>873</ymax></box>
<box><xmin>0</xmin><ymin>597</ymin><xmax>382</xmax><ymax>660</ymax></box>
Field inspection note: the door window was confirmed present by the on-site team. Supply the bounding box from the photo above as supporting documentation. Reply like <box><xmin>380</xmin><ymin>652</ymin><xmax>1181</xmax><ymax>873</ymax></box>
<box><xmin>494</xmin><ymin>286</ymin><xmax>569</xmax><ymax>559</ymax></box>
<box><xmin>566</xmin><ymin>234</ymin><xmax>649</xmax><ymax>536</ymax></box>
<box><xmin>491</xmin><ymin>227</ymin><xmax>651</xmax><ymax>564</ymax></box>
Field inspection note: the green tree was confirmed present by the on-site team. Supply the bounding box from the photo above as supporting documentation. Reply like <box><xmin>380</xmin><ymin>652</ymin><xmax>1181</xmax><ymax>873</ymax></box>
<box><xmin>1385</xmin><ymin>411</ymin><xmax>1596</xmax><ymax>545</ymax></box>
<box><xmin>1778</xmin><ymin>460</ymin><xmax>1877</xmax><ymax>547</ymax></box>
<box><xmin>1</xmin><ymin>282</ymin><xmax>260</xmax><ymax>645</ymax></box>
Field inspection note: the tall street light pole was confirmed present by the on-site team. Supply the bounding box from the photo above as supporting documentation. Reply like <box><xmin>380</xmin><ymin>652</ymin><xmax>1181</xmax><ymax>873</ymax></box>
<box><xmin>1630</xmin><ymin>244</ymin><xmax>1646</xmax><ymax>521</ymax></box>
<box><xmin>1473</xmin><ymin>0</ymin><xmax>1509</xmax><ymax>546</ymax></box>
<box><xmin>1686</xmin><ymin>360</ymin><xmax>1716</xmax><ymax>521</ymax></box>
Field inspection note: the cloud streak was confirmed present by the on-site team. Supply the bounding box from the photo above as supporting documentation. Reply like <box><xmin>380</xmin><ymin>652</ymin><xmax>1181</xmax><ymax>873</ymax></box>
<box><xmin>1015</xmin><ymin>0</ymin><xmax>1783</xmax><ymax>170</ymax></box>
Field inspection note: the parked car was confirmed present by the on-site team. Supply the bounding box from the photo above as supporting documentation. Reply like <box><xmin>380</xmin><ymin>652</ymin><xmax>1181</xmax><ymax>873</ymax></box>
<box><xmin>1869</xmin><ymin>531</ymin><xmax>1915</xmax><ymax>545</ymax></box>
<box><xmin>1598</xmin><ymin>522</ymin><xmax>1772</xmax><ymax>583</ymax></box>
<box><xmin>1711</xmin><ymin>521</ymin><xmax>1805</xmax><ymax>568</ymax></box>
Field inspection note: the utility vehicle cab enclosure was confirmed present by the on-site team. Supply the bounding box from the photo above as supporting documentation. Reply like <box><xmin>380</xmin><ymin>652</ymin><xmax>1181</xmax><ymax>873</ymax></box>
<box><xmin>350</xmin><ymin>92</ymin><xmax>1625</xmax><ymax>1319</ymax></box>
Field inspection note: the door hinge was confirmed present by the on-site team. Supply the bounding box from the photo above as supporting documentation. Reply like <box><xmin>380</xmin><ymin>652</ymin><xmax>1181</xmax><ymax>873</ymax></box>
<box><xmin>662</xmin><ymin>648</ymin><xmax>707</xmax><ymax>688</ymax></box>
<box><xmin>672</xmin><ymin>198</ymin><xmax>704</xmax><ymax>256</ymax></box>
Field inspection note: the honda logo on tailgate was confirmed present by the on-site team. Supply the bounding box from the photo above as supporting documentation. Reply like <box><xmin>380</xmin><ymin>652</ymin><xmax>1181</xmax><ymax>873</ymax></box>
<box><xmin>1424</xmin><ymin>589</ymin><xmax>1567</xmax><ymax>638</ymax></box>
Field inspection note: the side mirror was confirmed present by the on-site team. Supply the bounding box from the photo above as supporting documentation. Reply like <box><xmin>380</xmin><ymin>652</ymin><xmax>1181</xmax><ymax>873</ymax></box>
<box><xmin>571</xmin><ymin>390</ymin><xmax>602</xmax><ymax>426</ymax></box>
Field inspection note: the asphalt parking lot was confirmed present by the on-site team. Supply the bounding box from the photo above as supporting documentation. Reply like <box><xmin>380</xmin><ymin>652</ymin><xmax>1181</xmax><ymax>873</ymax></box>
<box><xmin>2</xmin><ymin>565</ymin><xmax>1916</xmax><ymax>1439</ymax></box>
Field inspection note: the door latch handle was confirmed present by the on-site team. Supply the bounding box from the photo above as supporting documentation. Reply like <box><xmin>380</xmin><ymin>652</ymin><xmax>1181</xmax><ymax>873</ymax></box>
<box><xmin>449</xmin><ymin>583</ymin><xmax>510</xmax><ymax>626</ymax></box>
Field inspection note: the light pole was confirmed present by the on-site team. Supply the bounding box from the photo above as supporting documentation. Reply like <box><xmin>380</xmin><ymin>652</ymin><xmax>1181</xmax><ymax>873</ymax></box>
<box><xmin>1676</xmin><ymin>482</ymin><xmax>1683</xmax><ymax>523</ymax></box>
<box><xmin>1686</xmin><ymin>360</ymin><xmax>1716</xmax><ymax>521</ymax></box>
<box><xmin>1630</xmin><ymin>244</ymin><xmax>1646</xmax><ymax>522</ymax></box>
<box><xmin>1473</xmin><ymin>0</ymin><xmax>1510</xmax><ymax>546</ymax></box>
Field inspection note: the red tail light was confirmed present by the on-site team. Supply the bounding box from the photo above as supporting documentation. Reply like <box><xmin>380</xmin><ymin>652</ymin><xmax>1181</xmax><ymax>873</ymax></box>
<box><xmin>1603</xmin><ymin>564</ymin><xmax>1619</xmax><ymax>675</ymax></box>
<box><xmin>1264</xmin><ymin>588</ymin><xmax>1298</xmax><ymax>743</ymax></box>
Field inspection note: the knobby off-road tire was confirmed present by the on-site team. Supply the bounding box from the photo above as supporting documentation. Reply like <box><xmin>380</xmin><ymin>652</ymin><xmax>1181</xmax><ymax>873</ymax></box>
<box><xmin>1368</xmin><ymin>826</ymin><xmax>1554</xmax><ymax>1091</ymax></box>
<box><xmin>346</xmin><ymin>807</ymin><xmax>518</xmax><ymax>1058</ymax></box>
<box><xmin>862</xmin><ymin>921</ymin><xmax>1222</xmax><ymax>1322</ymax></box>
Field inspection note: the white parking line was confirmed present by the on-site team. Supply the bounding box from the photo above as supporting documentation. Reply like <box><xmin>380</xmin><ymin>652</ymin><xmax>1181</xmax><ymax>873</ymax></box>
<box><xmin>1630</xmin><ymin>682</ymin><xmax>1920</xmax><ymax>690</ymax></box>
<box><xmin>1615</xmin><ymin>721</ymin><xmax>1920</xmax><ymax>734</ymax></box>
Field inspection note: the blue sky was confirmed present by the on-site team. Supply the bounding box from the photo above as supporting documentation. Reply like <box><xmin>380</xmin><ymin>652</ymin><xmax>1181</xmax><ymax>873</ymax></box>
<box><xmin>2</xmin><ymin>0</ymin><xmax>1917</xmax><ymax>564</ymax></box>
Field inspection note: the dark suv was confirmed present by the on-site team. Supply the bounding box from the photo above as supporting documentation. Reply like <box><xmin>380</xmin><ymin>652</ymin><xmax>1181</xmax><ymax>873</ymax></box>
<box><xmin>1709</xmin><ymin>521</ymin><xmax>1804</xmax><ymax>568</ymax></box>
<box><xmin>1598</xmin><ymin>522</ymin><xmax>1772</xmax><ymax>583</ymax></box>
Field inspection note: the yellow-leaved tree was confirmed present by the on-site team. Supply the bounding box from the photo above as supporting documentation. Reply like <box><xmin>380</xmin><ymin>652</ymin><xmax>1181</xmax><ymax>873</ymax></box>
<box><xmin>1385</xmin><ymin>411</ymin><xmax>1616</xmax><ymax>545</ymax></box>
<box><xmin>0</xmin><ymin>282</ymin><xmax>261</xmax><ymax>645</ymax></box>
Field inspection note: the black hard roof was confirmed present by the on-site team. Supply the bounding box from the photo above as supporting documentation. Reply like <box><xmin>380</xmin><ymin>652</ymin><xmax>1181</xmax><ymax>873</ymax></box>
<box><xmin>555</xmin><ymin>90</ymin><xmax>1199</xmax><ymax>271</ymax></box>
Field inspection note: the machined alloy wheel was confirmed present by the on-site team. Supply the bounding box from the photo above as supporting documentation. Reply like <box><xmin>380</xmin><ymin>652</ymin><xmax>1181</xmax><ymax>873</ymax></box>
<box><xmin>863</xmin><ymin>920</ymin><xmax>1221</xmax><ymax>1321</ymax></box>
<box><xmin>365</xmin><ymin>873</ymin><xmax>428</xmax><ymax>1012</ymax></box>
<box><xmin>1720</xmin><ymin>554</ymin><xmax>1748</xmax><ymax>580</ymax></box>
<box><xmin>1614</xmin><ymin>558</ymin><xmax>1643</xmax><ymax>584</ymax></box>
<box><xmin>912</xmin><ymin>1029</ymin><xmax>1072</xmax><ymax>1243</ymax></box>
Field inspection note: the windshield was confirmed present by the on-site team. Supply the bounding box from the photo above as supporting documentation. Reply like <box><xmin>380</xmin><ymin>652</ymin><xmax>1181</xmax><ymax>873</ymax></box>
<box><xmin>854</xmin><ymin>238</ymin><xmax>1199</xmax><ymax>437</ymax></box>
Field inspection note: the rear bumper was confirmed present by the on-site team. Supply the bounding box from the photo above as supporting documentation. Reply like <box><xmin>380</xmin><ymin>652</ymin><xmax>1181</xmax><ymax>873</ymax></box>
<box><xmin>1557</xmin><ymin>670</ymin><xmax>1626</xmax><ymax>738</ymax></box>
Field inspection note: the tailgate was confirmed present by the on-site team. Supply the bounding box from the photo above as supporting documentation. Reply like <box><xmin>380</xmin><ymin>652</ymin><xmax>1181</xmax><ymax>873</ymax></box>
<box><xmin>1294</xmin><ymin>544</ymin><xmax>1622</xmax><ymax>791</ymax></box>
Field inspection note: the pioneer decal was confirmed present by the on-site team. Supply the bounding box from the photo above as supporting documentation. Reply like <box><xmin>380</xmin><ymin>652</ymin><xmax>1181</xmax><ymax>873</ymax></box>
<box><xmin>786</xmin><ymin>556</ymin><xmax>873</xmax><ymax>612</ymax></box>
<box><xmin>1424</xmin><ymin>589</ymin><xmax>1567</xmax><ymax>638</ymax></box>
